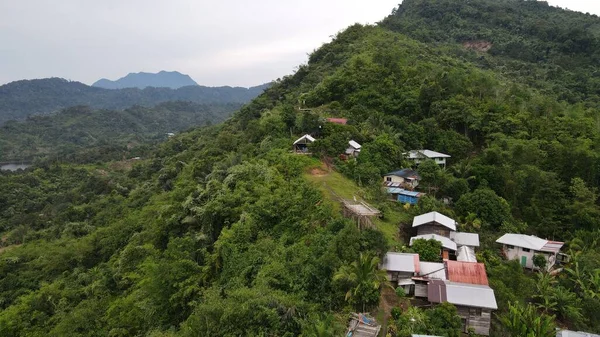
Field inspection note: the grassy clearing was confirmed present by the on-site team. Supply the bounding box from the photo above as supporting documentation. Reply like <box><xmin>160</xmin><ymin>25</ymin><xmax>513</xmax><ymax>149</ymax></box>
<box><xmin>304</xmin><ymin>162</ymin><xmax>412</xmax><ymax>246</ymax></box>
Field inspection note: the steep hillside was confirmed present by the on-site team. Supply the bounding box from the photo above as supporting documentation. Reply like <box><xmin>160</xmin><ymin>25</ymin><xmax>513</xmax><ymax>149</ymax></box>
<box><xmin>1</xmin><ymin>1</ymin><xmax>600</xmax><ymax>336</ymax></box>
<box><xmin>93</xmin><ymin>71</ymin><xmax>199</xmax><ymax>89</ymax></box>
<box><xmin>381</xmin><ymin>0</ymin><xmax>600</xmax><ymax>105</ymax></box>
<box><xmin>0</xmin><ymin>78</ymin><xmax>269</xmax><ymax>124</ymax></box>
<box><xmin>0</xmin><ymin>101</ymin><xmax>238</xmax><ymax>163</ymax></box>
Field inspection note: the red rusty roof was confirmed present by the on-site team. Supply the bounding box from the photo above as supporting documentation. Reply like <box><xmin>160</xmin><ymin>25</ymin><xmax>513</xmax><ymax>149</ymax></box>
<box><xmin>326</xmin><ymin>118</ymin><xmax>348</xmax><ymax>125</ymax></box>
<box><xmin>445</xmin><ymin>260</ymin><xmax>489</xmax><ymax>285</ymax></box>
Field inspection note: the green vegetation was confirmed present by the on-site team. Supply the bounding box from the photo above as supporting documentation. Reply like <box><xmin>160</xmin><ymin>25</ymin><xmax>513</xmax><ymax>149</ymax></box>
<box><xmin>0</xmin><ymin>101</ymin><xmax>237</xmax><ymax>163</ymax></box>
<box><xmin>2</xmin><ymin>0</ymin><xmax>600</xmax><ymax>336</ymax></box>
<box><xmin>0</xmin><ymin>78</ymin><xmax>269</xmax><ymax>124</ymax></box>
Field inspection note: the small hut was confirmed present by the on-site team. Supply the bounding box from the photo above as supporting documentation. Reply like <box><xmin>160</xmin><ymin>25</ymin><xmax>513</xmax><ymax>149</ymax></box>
<box><xmin>342</xmin><ymin>200</ymin><xmax>380</xmax><ymax>229</ymax></box>
<box><xmin>293</xmin><ymin>134</ymin><xmax>316</xmax><ymax>153</ymax></box>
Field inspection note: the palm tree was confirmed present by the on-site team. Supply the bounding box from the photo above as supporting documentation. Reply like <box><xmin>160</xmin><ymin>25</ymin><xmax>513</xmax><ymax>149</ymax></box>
<box><xmin>333</xmin><ymin>253</ymin><xmax>389</xmax><ymax>312</ymax></box>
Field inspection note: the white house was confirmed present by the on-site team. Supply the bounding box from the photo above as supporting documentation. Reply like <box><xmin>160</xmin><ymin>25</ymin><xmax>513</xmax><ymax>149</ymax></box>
<box><xmin>345</xmin><ymin>140</ymin><xmax>362</xmax><ymax>157</ymax></box>
<box><xmin>292</xmin><ymin>134</ymin><xmax>315</xmax><ymax>153</ymax></box>
<box><xmin>383</xmin><ymin>169</ymin><xmax>421</xmax><ymax>188</ymax></box>
<box><xmin>557</xmin><ymin>330</ymin><xmax>600</xmax><ymax>337</ymax></box>
<box><xmin>405</xmin><ymin>150</ymin><xmax>451</xmax><ymax>168</ymax></box>
<box><xmin>380</xmin><ymin>252</ymin><xmax>420</xmax><ymax>293</ymax></box>
<box><xmin>412</xmin><ymin>211</ymin><xmax>457</xmax><ymax>237</ymax></box>
<box><xmin>496</xmin><ymin>234</ymin><xmax>564</xmax><ymax>270</ymax></box>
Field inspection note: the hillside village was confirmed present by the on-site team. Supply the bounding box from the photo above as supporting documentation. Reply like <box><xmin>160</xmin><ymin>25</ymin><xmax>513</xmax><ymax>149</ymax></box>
<box><xmin>295</xmin><ymin>117</ymin><xmax>583</xmax><ymax>337</ymax></box>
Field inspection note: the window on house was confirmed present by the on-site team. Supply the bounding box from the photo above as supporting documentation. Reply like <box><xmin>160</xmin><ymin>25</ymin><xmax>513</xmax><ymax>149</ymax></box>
<box><xmin>386</xmin><ymin>177</ymin><xmax>392</xmax><ymax>182</ymax></box>
<box><xmin>522</xmin><ymin>248</ymin><xmax>530</xmax><ymax>252</ymax></box>
<box><xmin>507</xmin><ymin>245</ymin><xmax>514</xmax><ymax>249</ymax></box>
<box><xmin>469</xmin><ymin>308</ymin><xmax>482</xmax><ymax>316</ymax></box>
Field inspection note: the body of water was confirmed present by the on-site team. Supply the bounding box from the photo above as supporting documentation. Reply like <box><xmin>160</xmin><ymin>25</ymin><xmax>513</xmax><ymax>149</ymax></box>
<box><xmin>0</xmin><ymin>164</ymin><xmax>31</xmax><ymax>171</ymax></box>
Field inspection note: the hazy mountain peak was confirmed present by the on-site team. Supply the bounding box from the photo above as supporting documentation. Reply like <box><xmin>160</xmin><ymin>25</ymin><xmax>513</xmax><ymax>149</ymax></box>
<box><xmin>92</xmin><ymin>71</ymin><xmax>199</xmax><ymax>89</ymax></box>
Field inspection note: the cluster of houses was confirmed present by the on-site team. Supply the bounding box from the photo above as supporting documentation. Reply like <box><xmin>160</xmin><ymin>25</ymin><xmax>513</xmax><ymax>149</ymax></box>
<box><xmin>381</xmin><ymin>211</ymin><xmax>494</xmax><ymax>335</ymax></box>
<box><xmin>291</xmin><ymin>131</ymin><xmax>575</xmax><ymax>334</ymax></box>
<box><xmin>383</xmin><ymin>150</ymin><xmax>452</xmax><ymax>205</ymax></box>
<box><xmin>381</xmin><ymin>211</ymin><xmax>568</xmax><ymax>335</ymax></box>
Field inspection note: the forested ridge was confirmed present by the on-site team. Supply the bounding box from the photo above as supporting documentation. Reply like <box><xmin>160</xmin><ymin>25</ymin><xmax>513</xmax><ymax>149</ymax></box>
<box><xmin>0</xmin><ymin>101</ymin><xmax>239</xmax><ymax>163</ymax></box>
<box><xmin>0</xmin><ymin>78</ymin><xmax>269</xmax><ymax>125</ymax></box>
<box><xmin>1</xmin><ymin>1</ymin><xmax>600</xmax><ymax>336</ymax></box>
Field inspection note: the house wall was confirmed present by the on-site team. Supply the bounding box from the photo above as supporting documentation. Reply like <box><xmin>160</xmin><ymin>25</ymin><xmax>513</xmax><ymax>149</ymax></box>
<box><xmin>411</xmin><ymin>157</ymin><xmax>447</xmax><ymax>166</ymax></box>
<box><xmin>384</xmin><ymin>175</ymin><xmax>405</xmax><ymax>184</ymax></box>
<box><xmin>398</xmin><ymin>194</ymin><xmax>418</xmax><ymax>205</ymax></box>
<box><xmin>502</xmin><ymin>245</ymin><xmax>556</xmax><ymax>270</ymax></box>
<box><xmin>415</xmin><ymin>283</ymin><xmax>428</xmax><ymax>297</ymax></box>
<box><xmin>386</xmin><ymin>271</ymin><xmax>414</xmax><ymax>282</ymax></box>
<box><xmin>456</xmin><ymin>305</ymin><xmax>492</xmax><ymax>336</ymax></box>
<box><xmin>417</xmin><ymin>224</ymin><xmax>451</xmax><ymax>237</ymax></box>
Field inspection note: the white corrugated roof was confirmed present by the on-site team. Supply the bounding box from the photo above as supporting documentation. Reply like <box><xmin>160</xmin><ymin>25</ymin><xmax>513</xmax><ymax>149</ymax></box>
<box><xmin>450</xmin><ymin>232</ymin><xmax>480</xmax><ymax>247</ymax></box>
<box><xmin>557</xmin><ymin>330</ymin><xmax>600</xmax><ymax>337</ymax></box>
<box><xmin>406</xmin><ymin>150</ymin><xmax>451</xmax><ymax>159</ymax></box>
<box><xmin>348</xmin><ymin>140</ymin><xmax>361</xmax><ymax>149</ymax></box>
<box><xmin>412</xmin><ymin>211</ymin><xmax>457</xmax><ymax>231</ymax></box>
<box><xmin>293</xmin><ymin>134</ymin><xmax>316</xmax><ymax>145</ymax></box>
<box><xmin>444</xmin><ymin>281</ymin><xmax>498</xmax><ymax>309</ymax></box>
<box><xmin>418</xmin><ymin>262</ymin><xmax>447</xmax><ymax>280</ymax></box>
<box><xmin>410</xmin><ymin>234</ymin><xmax>457</xmax><ymax>251</ymax></box>
<box><xmin>381</xmin><ymin>252</ymin><xmax>419</xmax><ymax>273</ymax></box>
<box><xmin>456</xmin><ymin>246</ymin><xmax>477</xmax><ymax>262</ymax></box>
<box><xmin>496</xmin><ymin>233</ymin><xmax>563</xmax><ymax>252</ymax></box>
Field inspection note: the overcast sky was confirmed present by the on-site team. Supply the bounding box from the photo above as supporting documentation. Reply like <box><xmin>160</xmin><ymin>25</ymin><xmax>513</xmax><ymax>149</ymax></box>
<box><xmin>1</xmin><ymin>0</ymin><xmax>599</xmax><ymax>88</ymax></box>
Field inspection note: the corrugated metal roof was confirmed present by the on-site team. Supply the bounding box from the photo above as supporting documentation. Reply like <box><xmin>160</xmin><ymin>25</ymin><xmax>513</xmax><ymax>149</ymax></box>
<box><xmin>381</xmin><ymin>252</ymin><xmax>420</xmax><ymax>273</ymax></box>
<box><xmin>293</xmin><ymin>134</ymin><xmax>316</xmax><ymax>145</ymax></box>
<box><xmin>410</xmin><ymin>234</ymin><xmax>457</xmax><ymax>251</ymax></box>
<box><xmin>418</xmin><ymin>262</ymin><xmax>447</xmax><ymax>280</ymax></box>
<box><xmin>450</xmin><ymin>232</ymin><xmax>480</xmax><ymax>247</ymax></box>
<box><xmin>542</xmin><ymin>240</ymin><xmax>565</xmax><ymax>253</ymax></box>
<box><xmin>557</xmin><ymin>330</ymin><xmax>600</xmax><ymax>337</ymax></box>
<box><xmin>326</xmin><ymin>117</ymin><xmax>347</xmax><ymax>125</ymax></box>
<box><xmin>445</xmin><ymin>261</ymin><xmax>489</xmax><ymax>285</ymax></box>
<box><xmin>496</xmin><ymin>234</ymin><xmax>563</xmax><ymax>253</ymax></box>
<box><xmin>348</xmin><ymin>140</ymin><xmax>361</xmax><ymax>149</ymax></box>
<box><xmin>385</xmin><ymin>168</ymin><xmax>421</xmax><ymax>179</ymax></box>
<box><xmin>386</xmin><ymin>188</ymin><xmax>422</xmax><ymax>197</ymax></box>
<box><xmin>456</xmin><ymin>245</ymin><xmax>477</xmax><ymax>263</ymax></box>
<box><xmin>428</xmin><ymin>280</ymin><xmax>497</xmax><ymax>309</ymax></box>
<box><xmin>406</xmin><ymin>150</ymin><xmax>451</xmax><ymax>159</ymax></box>
<box><xmin>413</xmin><ymin>212</ymin><xmax>457</xmax><ymax>231</ymax></box>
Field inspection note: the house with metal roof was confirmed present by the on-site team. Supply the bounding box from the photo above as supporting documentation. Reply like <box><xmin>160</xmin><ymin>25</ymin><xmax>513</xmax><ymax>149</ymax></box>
<box><xmin>496</xmin><ymin>233</ymin><xmax>565</xmax><ymax>270</ymax></box>
<box><xmin>413</xmin><ymin>211</ymin><xmax>457</xmax><ymax>237</ymax></box>
<box><xmin>405</xmin><ymin>150</ymin><xmax>451</xmax><ymax>168</ymax></box>
<box><xmin>292</xmin><ymin>134</ymin><xmax>315</xmax><ymax>153</ymax></box>
<box><xmin>326</xmin><ymin>117</ymin><xmax>347</xmax><ymax>125</ymax></box>
<box><xmin>413</xmin><ymin>261</ymin><xmax>447</xmax><ymax>297</ymax></box>
<box><xmin>385</xmin><ymin>187</ymin><xmax>424</xmax><ymax>205</ymax></box>
<box><xmin>428</xmin><ymin>280</ymin><xmax>497</xmax><ymax>335</ymax></box>
<box><xmin>384</xmin><ymin>168</ymin><xmax>421</xmax><ymax>189</ymax></box>
<box><xmin>557</xmin><ymin>330</ymin><xmax>600</xmax><ymax>337</ymax></box>
<box><xmin>450</xmin><ymin>232</ymin><xmax>479</xmax><ymax>248</ymax></box>
<box><xmin>380</xmin><ymin>252</ymin><xmax>420</xmax><ymax>294</ymax></box>
<box><xmin>445</xmin><ymin>261</ymin><xmax>489</xmax><ymax>285</ymax></box>
<box><xmin>345</xmin><ymin>140</ymin><xmax>362</xmax><ymax>157</ymax></box>
<box><xmin>456</xmin><ymin>245</ymin><xmax>477</xmax><ymax>262</ymax></box>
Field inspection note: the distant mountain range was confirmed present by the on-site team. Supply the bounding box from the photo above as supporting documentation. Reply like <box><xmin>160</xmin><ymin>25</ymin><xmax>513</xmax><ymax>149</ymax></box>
<box><xmin>93</xmin><ymin>71</ymin><xmax>199</xmax><ymax>89</ymax></box>
<box><xmin>0</xmin><ymin>78</ymin><xmax>269</xmax><ymax>125</ymax></box>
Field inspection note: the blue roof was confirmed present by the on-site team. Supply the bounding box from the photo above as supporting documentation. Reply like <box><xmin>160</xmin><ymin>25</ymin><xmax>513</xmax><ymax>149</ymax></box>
<box><xmin>386</xmin><ymin>188</ymin><xmax>421</xmax><ymax>197</ymax></box>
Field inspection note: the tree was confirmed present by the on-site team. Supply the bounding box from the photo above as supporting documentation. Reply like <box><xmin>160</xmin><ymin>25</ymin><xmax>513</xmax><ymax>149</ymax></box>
<box><xmin>533</xmin><ymin>254</ymin><xmax>547</xmax><ymax>270</ymax></box>
<box><xmin>333</xmin><ymin>253</ymin><xmax>389</xmax><ymax>311</ymax></box>
<box><xmin>499</xmin><ymin>302</ymin><xmax>556</xmax><ymax>337</ymax></box>
<box><xmin>410</xmin><ymin>238</ymin><xmax>442</xmax><ymax>262</ymax></box>
<box><xmin>455</xmin><ymin>187</ymin><xmax>512</xmax><ymax>228</ymax></box>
